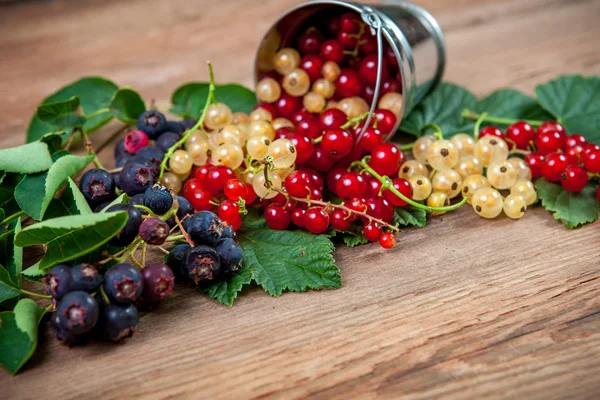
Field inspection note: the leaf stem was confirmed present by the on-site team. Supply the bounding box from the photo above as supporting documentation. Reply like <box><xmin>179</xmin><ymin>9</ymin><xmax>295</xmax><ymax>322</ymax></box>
<box><xmin>159</xmin><ymin>62</ymin><xmax>217</xmax><ymax>179</ymax></box>
<box><xmin>86</xmin><ymin>108</ymin><xmax>111</xmax><ymax>120</ymax></box>
<box><xmin>462</xmin><ymin>109</ymin><xmax>544</xmax><ymax>127</ymax></box>
<box><xmin>19</xmin><ymin>289</ymin><xmax>52</xmax><ymax>299</ymax></box>
<box><xmin>2</xmin><ymin>210</ymin><xmax>24</xmax><ymax>225</ymax></box>
<box><xmin>355</xmin><ymin>158</ymin><xmax>468</xmax><ymax>213</ymax></box>
<box><xmin>473</xmin><ymin>112</ymin><xmax>488</xmax><ymax>139</ymax></box>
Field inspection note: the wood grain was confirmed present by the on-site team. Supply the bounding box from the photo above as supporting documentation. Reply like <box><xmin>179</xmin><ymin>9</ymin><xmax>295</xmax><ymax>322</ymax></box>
<box><xmin>2</xmin><ymin>0</ymin><xmax>600</xmax><ymax>398</ymax></box>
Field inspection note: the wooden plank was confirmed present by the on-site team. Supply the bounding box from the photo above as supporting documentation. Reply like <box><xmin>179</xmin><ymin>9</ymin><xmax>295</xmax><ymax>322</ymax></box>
<box><xmin>2</xmin><ymin>0</ymin><xmax>600</xmax><ymax>398</ymax></box>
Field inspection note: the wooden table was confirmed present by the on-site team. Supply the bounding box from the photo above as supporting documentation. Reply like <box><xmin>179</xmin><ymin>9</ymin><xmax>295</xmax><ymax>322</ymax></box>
<box><xmin>2</xmin><ymin>0</ymin><xmax>600</xmax><ymax>398</ymax></box>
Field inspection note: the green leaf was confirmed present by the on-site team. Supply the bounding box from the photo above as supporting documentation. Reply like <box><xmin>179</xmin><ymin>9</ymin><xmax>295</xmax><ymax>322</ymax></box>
<box><xmin>341</xmin><ymin>231</ymin><xmax>369</xmax><ymax>248</ymax></box>
<box><xmin>0</xmin><ymin>142</ymin><xmax>53</xmax><ymax>174</ymax></box>
<box><xmin>99</xmin><ymin>193</ymin><xmax>128</xmax><ymax>212</ymax></box>
<box><xmin>171</xmin><ymin>83</ymin><xmax>257</xmax><ymax>118</ymax></box>
<box><xmin>26</xmin><ymin>77</ymin><xmax>119</xmax><ymax>143</ymax></box>
<box><xmin>44</xmin><ymin>177</ymin><xmax>93</xmax><ymax>219</ymax></box>
<box><xmin>0</xmin><ymin>173</ymin><xmax>23</xmax><ymax>218</ymax></box>
<box><xmin>399</xmin><ymin>82</ymin><xmax>477</xmax><ymax>137</ymax></box>
<box><xmin>238</xmin><ymin>226</ymin><xmax>341</xmax><ymax>296</ymax></box>
<box><xmin>109</xmin><ymin>88</ymin><xmax>146</xmax><ymax>124</ymax></box>
<box><xmin>393</xmin><ymin>206</ymin><xmax>427</xmax><ymax>227</ymax></box>
<box><xmin>536</xmin><ymin>75</ymin><xmax>600</xmax><ymax>143</ymax></box>
<box><xmin>476</xmin><ymin>89</ymin><xmax>553</xmax><ymax>123</ymax></box>
<box><xmin>36</xmin><ymin>96</ymin><xmax>87</xmax><ymax>128</ymax></box>
<box><xmin>0</xmin><ymin>298</ymin><xmax>48</xmax><ymax>375</ymax></box>
<box><xmin>10</xmin><ymin>218</ymin><xmax>23</xmax><ymax>287</ymax></box>
<box><xmin>202</xmin><ymin>266</ymin><xmax>253</xmax><ymax>306</ymax></box>
<box><xmin>14</xmin><ymin>212</ymin><xmax>128</xmax><ymax>271</ymax></box>
<box><xmin>39</xmin><ymin>132</ymin><xmax>66</xmax><ymax>154</ymax></box>
<box><xmin>21</xmin><ymin>261</ymin><xmax>45</xmax><ymax>282</ymax></box>
<box><xmin>15</xmin><ymin>153</ymin><xmax>93</xmax><ymax>220</ymax></box>
<box><xmin>0</xmin><ymin>264</ymin><xmax>20</xmax><ymax>303</ymax></box>
<box><xmin>0</xmin><ymin>209</ymin><xmax>4</xmax><ymax>223</ymax></box>
<box><xmin>535</xmin><ymin>179</ymin><xmax>600</xmax><ymax>228</ymax></box>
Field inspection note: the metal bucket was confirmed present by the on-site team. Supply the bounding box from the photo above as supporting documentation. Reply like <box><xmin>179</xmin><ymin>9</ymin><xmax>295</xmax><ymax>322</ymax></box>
<box><xmin>254</xmin><ymin>0</ymin><xmax>446</xmax><ymax>142</ymax></box>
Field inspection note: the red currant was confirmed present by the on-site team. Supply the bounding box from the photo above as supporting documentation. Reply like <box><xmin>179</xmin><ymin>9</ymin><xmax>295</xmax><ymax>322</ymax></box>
<box><xmin>373</xmin><ymin>109</ymin><xmax>397</xmax><ymax>135</ymax></box>
<box><xmin>364</xmin><ymin>175</ymin><xmax>382</xmax><ymax>198</ymax></box>
<box><xmin>359</xmin><ymin>35</ymin><xmax>377</xmax><ymax>55</ymax></box>
<box><xmin>309</xmin><ymin>187</ymin><xmax>323</xmax><ymax>201</ymax></box>
<box><xmin>561</xmin><ymin>165</ymin><xmax>588</xmax><ymax>192</ymax></box>
<box><xmin>478</xmin><ymin>126</ymin><xmax>504</xmax><ymax>139</ymax></box>
<box><xmin>361</xmin><ymin>84</ymin><xmax>375</xmax><ymax>104</ymax></box>
<box><xmin>275</xmin><ymin>93</ymin><xmax>302</xmax><ymax>120</ymax></box>
<box><xmin>369</xmin><ymin>143</ymin><xmax>403</xmax><ymax>176</ymax></box>
<box><xmin>581</xmin><ymin>144</ymin><xmax>600</xmax><ymax>166</ymax></box>
<box><xmin>535</xmin><ymin>130</ymin><xmax>566</xmax><ymax>155</ymax></box>
<box><xmin>304</xmin><ymin>206</ymin><xmax>330</xmax><ymax>234</ymax></box>
<box><xmin>223</xmin><ymin>179</ymin><xmax>248</xmax><ymax>201</ymax></box>
<box><xmin>285</xmin><ymin>170</ymin><xmax>312</xmax><ymax>198</ymax></box>
<box><xmin>583</xmin><ymin>149</ymin><xmax>600</xmax><ymax>173</ymax></box>
<box><xmin>542</xmin><ymin>152</ymin><xmax>569</xmax><ymax>182</ymax></box>
<box><xmin>340</xmin><ymin>12</ymin><xmax>361</xmax><ymax>34</ymax></box>
<box><xmin>336</xmin><ymin>69</ymin><xmax>362</xmax><ymax>98</ymax></box>
<box><xmin>564</xmin><ymin>146</ymin><xmax>583</xmax><ymax>165</ymax></box>
<box><xmin>346</xmin><ymin>197</ymin><xmax>366</xmax><ymax>221</ymax></box>
<box><xmin>292</xmin><ymin>109</ymin><xmax>314</xmax><ymax>125</ymax></box>
<box><xmin>381</xmin><ymin>78</ymin><xmax>402</xmax><ymax>95</ymax></box>
<box><xmin>295</xmin><ymin>116</ymin><xmax>321</xmax><ymax>139</ymax></box>
<box><xmin>537</xmin><ymin>121</ymin><xmax>565</xmax><ymax>137</ymax></box>
<box><xmin>505</xmin><ymin>121</ymin><xmax>535</xmax><ymax>150</ymax></box>
<box><xmin>218</xmin><ymin>199</ymin><xmax>240</xmax><ymax>223</ymax></box>
<box><xmin>321</xmin><ymin>128</ymin><xmax>355</xmax><ymax>159</ymax></box>
<box><xmin>204</xmin><ymin>166</ymin><xmax>235</xmax><ymax>196</ymax></box>
<box><xmin>244</xmin><ymin>185</ymin><xmax>257</xmax><ymax>205</ymax></box>
<box><xmin>383</xmin><ymin>178</ymin><xmax>413</xmax><ymax>207</ymax></box>
<box><xmin>319</xmin><ymin>109</ymin><xmax>348</xmax><ymax>131</ymax></box>
<box><xmin>308</xmin><ymin>146</ymin><xmax>336</xmax><ymax>172</ymax></box>
<box><xmin>188</xmin><ymin>187</ymin><xmax>212</xmax><ymax>211</ymax></box>
<box><xmin>297</xmin><ymin>28</ymin><xmax>324</xmax><ymax>55</ymax></box>
<box><xmin>336</xmin><ymin>171</ymin><xmax>367</xmax><ymax>200</ymax></box>
<box><xmin>337</xmin><ymin>30</ymin><xmax>358</xmax><ymax>50</ymax></box>
<box><xmin>358</xmin><ymin>55</ymin><xmax>389</xmax><ymax>85</ymax></box>
<box><xmin>384</xmin><ymin>45</ymin><xmax>399</xmax><ymax>69</ymax></box>
<box><xmin>320</xmin><ymin>39</ymin><xmax>344</xmax><ymax>63</ymax></box>
<box><xmin>183</xmin><ymin>179</ymin><xmax>203</xmax><ymax>200</ymax></box>
<box><xmin>300</xmin><ymin>54</ymin><xmax>323</xmax><ymax>82</ymax></box>
<box><xmin>330</xmin><ymin>209</ymin><xmax>351</xmax><ymax>231</ymax></box>
<box><xmin>254</xmin><ymin>103</ymin><xmax>277</xmax><ymax>119</ymax></box>
<box><xmin>328</xmin><ymin>16</ymin><xmax>341</xmax><ymax>34</ymax></box>
<box><xmin>379</xmin><ymin>232</ymin><xmax>396</xmax><ymax>249</ymax></box>
<box><xmin>290</xmin><ymin>207</ymin><xmax>306</xmax><ymax>227</ymax></box>
<box><xmin>284</xmin><ymin>132</ymin><xmax>313</xmax><ymax>165</ymax></box>
<box><xmin>525</xmin><ymin>152</ymin><xmax>545</xmax><ymax>179</ymax></box>
<box><xmin>566</xmin><ymin>134</ymin><xmax>587</xmax><ymax>148</ymax></box>
<box><xmin>264</xmin><ymin>203</ymin><xmax>290</xmax><ymax>230</ymax></box>
<box><xmin>363</xmin><ymin>222</ymin><xmax>382</xmax><ymax>242</ymax></box>
<box><xmin>357</xmin><ymin>127</ymin><xmax>383</xmax><ymax>151</ymax></box>
<box><xmin>227</xmin><ymin>216</ymin><xmax>243</xmax><ymax>232</ymax></box>
<box><xmin>326</xmin><ymin>165</ymin><xmax>348</xmax><ymax>194</ymax></box>
<box><xmin>304</xmin><ymin>168</ymin><xmax>324</xmax><ymax>191</ymax></box>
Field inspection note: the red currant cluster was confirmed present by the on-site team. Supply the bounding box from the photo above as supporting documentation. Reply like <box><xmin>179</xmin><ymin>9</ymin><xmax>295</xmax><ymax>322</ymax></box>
<box><xmin>481</xmin><ymin>120</ymin><xmax>597</xmax><ymax>195</ymax></box>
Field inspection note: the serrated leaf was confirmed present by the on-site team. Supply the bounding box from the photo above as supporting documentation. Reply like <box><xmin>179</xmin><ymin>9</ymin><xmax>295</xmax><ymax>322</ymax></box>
<box><xmin>476</xmin><ymin>89</ymin><xmax>553</xmax><ymax>123</ymax></box>
<box><xmin>0</xmin><ymin>142</ymin><xmax>53</xmax><ymax>174</ymax></box>
<box><xmin>535</xmin><ymin>179</ymin><xmax>600</xmax><ymax>228</ymax></box>
<box><xmin>0</xmin><ymin>264</ymin><xmax>20</xmax><ymax>303</ymax></box>
<box><xmin>44</xmin><ymin>177</ymin><xmax>93</xmax><ymax>219</ymax></box>
<box><xmin>14</xmin><ymin>212</ymin><xmax>128</xmax><ymax>271</ymax></box>
<box><xmin>21</xmin><ymin>261</ymin><xmax>45</xmax><ymax>282</ymax></box>
<box><xmin>202</xmin><ymin>266</ymin><xmax>254</xmax><ymax>306</ymax></box>
<box><xmin>535</xmin><ymin>75</ymin><xmax>600</xmax><ymax>143</ymax></box>
<box><xmin>0</xmin><ymin>298</ymin><xmax>48</xmax><ymax>375</ymax></box>
<box><xmin>399</xmin><ymin>82</ymin><xmax>477</xmax><ymax>137</ymax></box>
<box><xmin>26</xmin><ymin>77</ymin><xmax>119</xmax><ymax>143</ymax></box>
<box><xmin>238</xmin><ymin>227</ymin><xmax>341</xmax><ymax>296</ymax></box>
<box><xmin>393</xmin><ymin>206</ymin><xmax>427</xmax><ymax>227</ymax></box>
<box><xmin>109</xmin><ymin>88</ymin><xmax>146</xmax><ymax>124</ymax></box>
<box><xmin>10</xmin><ymin>218</ymin><xmax>23</xmax><ymax>287</ymax></box>
<box><xmin>171</xmin><ymin>83</ymin><xmax>257</xmax><ymax>119</ymax></box>
<box><xmin>341</xmin><ymin>231</ymin><xmax>369</xmax><ymax>247</ymax></box>
<box><xmin>36</xmin><ymin>96</ymin><xmax>87</xmax><ymax>128</ymax></box>
<box><xmin>39</xmin><ymin>132</ymin><xmax>66</xmax><ymax>154</ymax></box>
<box><xmin>99</xmin><ymin>193</ymin><xmax>128</xmax><ymax>212</ymax></box>
<box><xmin>15</xmin><ymin>153</ymin><xmax>93</xmax><ymax>220</ymax></box>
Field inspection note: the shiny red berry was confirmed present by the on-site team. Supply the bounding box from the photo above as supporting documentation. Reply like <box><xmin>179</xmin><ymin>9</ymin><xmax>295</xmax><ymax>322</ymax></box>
<box><xmin>566</xmin><ymin>134</ymin><xmax>587</xmax><ymax>148</ymax></box>
<box><xmin>537</xmin><ymin>121</ymin><xmax>565</xmax><ymax>137</ymax></box>
<box><xmin>583</xmin><ymin>149</ymin><xmax>600</xmax><ymax>173</ymax></box>
<box><xmin>381</xmin><ymin>78</ymin><xmax>402</xmax><ymax>95</ymax></box>
<box><xmin>337</xmin><ymin>30</ymin><xmax>358</xmax><ymax>50</ymax></box>
<box><xmin>330</xmin><ymin>209</ymin><xmax>351</xmax><ymax>231</ymax></box>
<box><xmin>561</xmin><ymin>165</ymin><xmax>588</xmax><ymax>192</ymax></box>
<box><xmin>224</xmin><ymin>179</ymin><xmax>248</xmax><ymax>201</ymax></box>
<box><xmin>297</xmin><ymin>28</ymin><xmax>324</xmax><ymax>55</ymax></box>
<box><xmin>308</xmin><ymin>146</ymin><xmax>336</xmax><ymax>172</ymax></box>
<box><xmin>505</xmin><ymin>121</ymin><xmax>535</xmax><ymax>150</ymax></box>
<box><xmin>319</xmin><ymin>109</ymin><xmax>348</xmax><ymax>131</ymax></box>
<box><xmin>336</xmin><ymin>69</ymin><xmax>362</xmax><ymax>98</ymax></box>
<box><xmin>300</xmin><ymin>55</ymin><xmax>323</xmax><ymax>82</ymax></box>
<box><xmin>358</xmin><ymin>55</ymin><xmax>389</xmax><ymax>85</ymax></box>
<box><xmin>194</xmin><ymin>164</ymin><xmax>211</xmax><ymax>186</ymax></box>
<box><xmin>379</xmin><ymin>232</ymin><xmax>395</xmax><ymax>249</ymax></box>
<box><xmin>321</xmin><ymin>128</ymin><xmax>355</xmax><ymax>159</ymax></box>
<box><xmin>290</xmin><ymin>207</ymin><xmax>306</xmax><ymax>227</ymax></box>
<box><xmin>525</xmin><ymin>152</ymin><xmax>545</xmax><ymax>179</ymax></box>
<box><xmin>364</xmin><ymin>175</ymin><xmax>382</xmax><ymax>198</ymax></box>
<box><xmin>357</xmin><ymin>127</ymin><xmax>383</xmax><ymax>151</ymax></box>
<box><xmin>564</xmin><ymin>146</ymin><xmax>583</xmax><ymax>165</ymax></box>
<box><xmin>326</xmin><ymin>165</ymin><xmax>348</xmax><ymax>195</ymax></box>
<box><xmin>373</xmin><ymin>109</ymin><xmax>397</xmax><ymax>135</ymax></box>
<box><xmin>204</xmin><ymin>166</ymin><xmax>236</xmax><ymax>196</ymax></box>
<box><xmin>369</xmin><ymin>143</ymin><xmax>402</xmax><ymax>176</ymax></box>
<box><xmin>320</xmin><ymin>39</ymin><xmax>344</xmax><ymax>63</ymax></box>
<box><xmin>218</xmin><ymin>200</ymin><xmax>240</xmax><ymax>223</ymax></box>
<box><xmin>535</xmin><ymin>130</ymin><xmax>566</xmax><ymax>155</ymax></box>
<box><xmin>286</xmin><ymin>132</ymin><xmax>314</xmax><ymax>164</ymax></box>
<box><xmin>478</xmin><ymin>126</ymin><xmax>504</xmax><ymax>139</ymax></box>
<box><xmin>295</xmin><ymin>116</ymin><xmax>321</xmax><ymax>139</ymax></box>
<box><xmin>285</xmin><ymin>170</ymin><xmax>312</xmax><ymax>198</ymax></box>
<box><xmin>264</xmin><ymin>203</ymin><xmax>290</xmax><ymax>230</ymax></box>
<box><xmin>275</xmin><ymin>93</ymin><xmax>303</xmax><ymax>120</ymax></box>
<box><xmin>383</xmin><ymin>178</ymin><xmax>413</xmax><ymax>207</ymax></box>
<box><xmin>188</xmin><ymin>187</ymin><xmax>212</xmax><ymax>211</ymax></box>
<box><xmin>183</xmin><ymin>179</ymin><xmax>203</xmax><ymax>200</ymax></box>
<box><xmin>336</xmin><ymin>171</ymin><xmax>367</xmax><ymax>201</ymax></box>
<box><xmin>542</xmin><ymin>152</ymin><xmax>569</xmax><ymax>182</ymax></box>
<box><xmin>304</xmin><ymin>207</ymin><xmax>330</xmax><ymax>234</ymax></box>
<box><xmin>363</xmin><ymin>222</ymin><xmax>381</xmax><ymax>242</ymax></box>
<box><xmin>359</xmin><ymin>35</ymin><xmax>377</xmax><ymax>55</ymax></box>
<box><xmin>340</xmin><ymin>12</ymin><xmax>361</xmax><ymax>34</ymax></box>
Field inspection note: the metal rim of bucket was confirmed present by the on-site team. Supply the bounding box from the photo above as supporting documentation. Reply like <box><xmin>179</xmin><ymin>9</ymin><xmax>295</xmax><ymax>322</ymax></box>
<box><xmin>253</xmin><ymin>0</ymin><xmax>445</xmax><ymax>142</ymax></box>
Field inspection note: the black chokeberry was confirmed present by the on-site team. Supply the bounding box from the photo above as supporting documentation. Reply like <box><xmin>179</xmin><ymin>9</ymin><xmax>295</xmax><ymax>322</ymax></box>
<box><xmin>102</xmin><ymin>303</ymin><xmax>139</xmax><ymax>342</ymax></box>
<box><xmin>165</xmin><ymin>120</ymin><xmax>186</xmax><ymax>134</ymax></box>
<box><xmin>156</xmin><ymin>132</ymin><xmax>181</xmax><ymax>152</ymax></box>
<box><xmin>79</xmin><ymin>168</ymin><xmax>116</xmax><ymax>208</ymax></box>
<box><xmin>136</xmin><ymin>110</ymin><xmax>167</xmax><ymax>139</ymax></box>
<box><xmin>137</xmin><ymin>146</ymin><xmax>165</xmax><ymax>165</ymax></box>
<box><xmin>221</xmin><ymin>225</ymin><xmax>235</xmax><ymax>239</ymax></box>
<box><xmin>144</xmin><ymin>184</ymin><xmax>173</xmax><ymax>215</ymax></box>
<box><xmin>183</xmin><ymin>245</ymin><xmax>221</xmax><ymax>284</ymax></box>
<box><xmin>70</xmin><ymin>263</ymin><xmax>102</xmax><ymax>292</ymax></box>
<box><xmin>51</xmin><ymin>313</ymin><xmax>87</xmax><ymax>345</ymax></box>
<box><xmin>174</xmin><ymin>196</ymin><xmax>193</xmax><ymax>220</ymax></box>
<box><xmin>103</xmin><ymin>263</ymin><xmax>144</xmax><ymax>304</ymax></box>
<box><xmin>107</xmin><ymin>204</ymin><xmax>143</xmax><ymax>246</ymax></box>
<box><xmin>181</xmin><ymin>119</ymin><xmax>197</xmax><ymax>130</ymax></box>
<box><xmin>138</xmin><ymin>217</ymin><xmax>170</xmax><ymax>245</ymax></box>
<box><xmin>114</xmin><ymin>138</ymin><xmax>130</xmax><ymax>160</ymax></box>
<box><xmin>115</xmin><ymin>153</ymin><xmax>135</xmax><ymax>168</ymax></box>
<box><xmin>166</xmin><ymin>243</ymin><xmax>191</xmax><ymax>278</ymax></box>
<box><xmin>183</xmin><ymin>211</ymin><xmax>223</xmax><ymax>246</ymax></box>
<box><xmin>55</xmin><ymin>290</ymin><xmax>100</xmax><ymax>335</ymax></box>
<box><xmin>43</xmin><ymin>264</ymin><xmax>72</xmax><ymax>300</ymax></box>
<box><xmin>118</xmin><ymin>162</ymin><xmax>154</xmax><ymax>196</ymax></box>
<box><xmin>215</xmin><ymin>238</ymin><xmax>243</xmax><ymax>275</ymax></box>
<box><xmin>141</xmin><ymin>263</ymin><xmax>175</xmax><ymax>303</ymax></box>
<box><xmin>129</xmin><ymin>193</ymin><xmax>146</xmax><ymax>207</ymax></box>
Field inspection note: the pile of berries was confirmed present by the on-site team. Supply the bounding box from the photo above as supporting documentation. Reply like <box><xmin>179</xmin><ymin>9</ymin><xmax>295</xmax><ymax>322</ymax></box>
<box><xmin>44</xmin><ymin>262</ymin><xmax>174</xmax><ymax>344</ymax></box>
<box><xmin>410</xmin><ymin>132</ymin><xmax>536</xmax><ymax>219</ymax></box>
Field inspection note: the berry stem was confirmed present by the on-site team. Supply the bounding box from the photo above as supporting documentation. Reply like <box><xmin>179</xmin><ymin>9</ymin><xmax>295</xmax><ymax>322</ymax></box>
<box><xmin>473</xmin><ymin>112</ymin><xmax>488</xmax><ymax>139</ymax></box>
<box><xmin>398</xmin><ymin>142</ymin><xmax>415</xmax><ymax>151</ymax></box>
<box><xmin>422</xmin><ymin>124</ymin><xmax>444</xmax><ymax>140</ymax></box>
<box><xmin>19</xmin><ymin>288</ymin><xmax>52</xmax><ymax>299</ymax></box>
<box><xmin>156</xmin><ymin>246</ymin><xmax>171</xmax><ymax>255</ymax></box>
<box><xmin>341</xmin><ymin>111</ymin><xmax>370</xmax><ymax>130</ymax></box>
<box><xmin>86</xmin><ymin>107</ymin><xmax>111</xmax><ymax>120</ymax></box>
<box><xmin>116</xmin><ymin>237</ymin><xmax>142</xmax><ymax>264</ymax></box>
<box><xmin>355</xmin><ymin>158</ymin><xmax>468</xmax><ymax>213</ymax></box>
<box><xmin>1</xmin><ymin>210</ymin><xmax>24</xmax><ymax>225</ymax></box>
<box><xmin>99</xmin><ymin>285</ymin><xmax>111</xmax><ymax>305</ymax></box>
<box><xmin>141</xmin><ymin>242</ymin><xmax>147</xmax><ymax>266</ymax></box>
<box><xmin>461</xmin><ymin>109</ymin><xmax>544</xmax><ymax>127</ymax></box>
<box><xmin>159</xmin><ymin>62</ymin><xmax>217</xmax><ymax>179</ymax></box>
<box><xmin>312</xmin><ymin>136</ymin><xmax>323</xmax><ymax>144</ymax></box>
<box><xmin>133</xmin><ymin>205</ymin><xmax>156</xmax><ymax>216</ymax></box>
<box><xmin>174</xmin><ymin>215</ymin><xmax>195</xmax><ymax>247</ymax></box>
<box><xmin>509</xmin><ymin>149</ymin><xmax>531</xmax><ymax>157</ymax></box>
<box><xmin>79</xmin><ymin>128</ymin><xmax>106</xmax><ymax>170</ymax></box>
<box><xmin>164</xmin><ymin>234</ymin><xmax>185</xmax><ymax>242</ymax></box>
